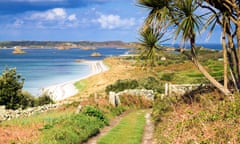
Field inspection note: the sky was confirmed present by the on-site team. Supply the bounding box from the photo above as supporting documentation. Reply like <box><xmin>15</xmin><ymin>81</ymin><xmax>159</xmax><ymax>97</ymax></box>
<box><xmin>0</xmin><ymin>0</ymin><xmax>221</xmax><ymax>43</ymax></box>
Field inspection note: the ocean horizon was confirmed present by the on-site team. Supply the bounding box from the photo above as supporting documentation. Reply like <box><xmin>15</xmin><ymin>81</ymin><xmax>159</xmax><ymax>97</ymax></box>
<box><xmin>0</xmin><ymin>47</ymin><xmax>129</xmax><ymax>96</ymax></box>
<box><xmin>164</xmin><ymin>43</ymin><xmax>223</xmax><ymax>50</ymax></box>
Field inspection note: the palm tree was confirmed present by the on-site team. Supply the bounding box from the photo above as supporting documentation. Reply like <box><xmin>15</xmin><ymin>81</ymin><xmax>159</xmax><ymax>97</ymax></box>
<box><xmin>139</xmin><ymin>27</ymin><xmax>166</xmax><ymax>66</ymax></box>
<box><xmin>202</xmin><ymin>0</ymin><xmax>240</xmax><ymax>91</ymax></box>
<box><xmin>174</xmin><ymin>0</ymin><xmax>231</xmax><ymax>95</ymax></box>
<box><xmin>138</xmin><ymin>0</ymin><xmax>172</xmax><ymax>31</ymax></box>
<box><xmin>138</xmin><ymin>0</ymin><xmax>231</xmax><ymax>95</ymax></box>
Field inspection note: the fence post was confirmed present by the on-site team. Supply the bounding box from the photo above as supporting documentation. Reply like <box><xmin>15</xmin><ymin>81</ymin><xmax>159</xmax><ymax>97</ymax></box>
<box><xmin>165</xmin><ymin>83</ymin><xmax>168</xmax><ymax>96</ymax></box>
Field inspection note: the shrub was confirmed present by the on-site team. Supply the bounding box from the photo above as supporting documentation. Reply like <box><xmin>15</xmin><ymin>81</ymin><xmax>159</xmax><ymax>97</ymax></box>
<box><xmin>138</xmin><ymin>76</ymin><xmax>164</xmax><ymax>93</ymax></box>
<box><xmin>82</xmin><ymin>106</ymin><xmax>109</xmax><ymax>125</ymax></box>
<box><xmin>36</xmin><ymin>94</ymin><xmax>54</xmax><ymax>106</ymax></box>
<box><xmin>160</xmin><ymin>73</ymin><xmax>175</xmax><ymax>81</ymax></box>
<box><xmin>105</xmin><ymin>79</ymin><xmax>139</xmax><ymax>93</ymax></box>
<box><xmin>20</xmin><ymin>91</ymin><xmax>35</xmax><ymax>109</ymax></box>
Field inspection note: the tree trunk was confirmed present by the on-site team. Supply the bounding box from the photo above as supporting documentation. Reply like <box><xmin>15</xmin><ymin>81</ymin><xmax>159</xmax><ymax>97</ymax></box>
<box><xmin>191</xmin><ymin>56</ymin><xmax>231</xmax><ymax>95</ymax></box>
<box><xmin>222</xmin><ymin>26</ymin><xmax>228</xmax><ymax>89</ymax></box>
<box><xmin>190</xmin><ymin>36</ymin><xmax>231</xmax><ymax>96</ymax></box>
<box><xmin>236</xmin><ymin>16</ymin><xmax>240</xmax><ymax>78</ymax></box>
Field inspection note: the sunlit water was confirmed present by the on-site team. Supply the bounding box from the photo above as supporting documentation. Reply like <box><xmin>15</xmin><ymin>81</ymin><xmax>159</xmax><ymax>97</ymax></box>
<box><xmin>0</xmin><ymin>47</ymin><xmax>129</xmax><ymax>96</ymax></box>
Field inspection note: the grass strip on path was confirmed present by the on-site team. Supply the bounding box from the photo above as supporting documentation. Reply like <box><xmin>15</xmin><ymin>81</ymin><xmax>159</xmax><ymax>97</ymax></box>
<box><xmin>97</xmin><ymin>110</ymin><xmax>147</xmax><ymax>144</ymax></box>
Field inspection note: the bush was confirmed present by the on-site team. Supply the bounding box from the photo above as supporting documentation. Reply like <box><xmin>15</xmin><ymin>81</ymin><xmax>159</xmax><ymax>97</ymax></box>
<box><xmin>36</xmin><ymin>94</ymin><xmax>54</xmax><ymax>106</ymax></box>
<box><xmin>105</xmin><ymin>79</ymin><xmax>139</xmax><ymax>93</ymax></box>
<box><xmin>20</xmin><ymin>91</ymin><xmax>35</xmax><ymax>109</ymax></box>
<box><xmin>82</xmin><ymin>106</ymin><xmax>109</xmax><ymax>125</ymax></box>
<box><xmin>160</xmin><ymin>73</ymin><xmax>175</xmax><ymax>81</ymax></box>
<box><xmin>138</xmin><ymin>76</ymin><xmax>164</xmax><ymax>93</ymax></box>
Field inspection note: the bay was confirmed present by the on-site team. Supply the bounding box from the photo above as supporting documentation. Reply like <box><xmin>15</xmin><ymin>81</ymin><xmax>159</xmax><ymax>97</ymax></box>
<box><xmin>0</xmin><ymin>47</ymin><xmax>129</xmax><ymax>96</ymax></box>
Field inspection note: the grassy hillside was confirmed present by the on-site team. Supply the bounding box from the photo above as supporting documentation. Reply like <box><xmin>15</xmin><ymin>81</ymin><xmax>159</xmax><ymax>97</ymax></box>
<box><xmin>1</xmin><ymin>48</ymin><xmax>236</xmax><ymax>143</ymax></box>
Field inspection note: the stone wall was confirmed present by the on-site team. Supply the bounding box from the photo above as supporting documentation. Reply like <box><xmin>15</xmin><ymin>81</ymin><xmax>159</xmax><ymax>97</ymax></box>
<box><xmin>164</xmin><ymin>83</ymin><xmax>210</xmax><ymax>96</ymax></box>
<box><xmin>0</xmin><ymin>103</ymin><xmax>62</xmax><ymax>122</ymax></box>
<box><xmin>109</xmin><ymin>89</ymin><xmax>154</xmax><ymax>106</ymax></box>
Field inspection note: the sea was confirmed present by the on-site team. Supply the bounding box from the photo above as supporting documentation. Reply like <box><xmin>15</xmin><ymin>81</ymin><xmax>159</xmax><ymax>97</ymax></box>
<box><xmin>164</xmin><ymin>43</ymin><xmax>223</xmax><ymax>50</ymax></box>
<box><xmin>0</xmin><ymin>47</ymin><xmax>129</xmax><ymax>96</ymax></box>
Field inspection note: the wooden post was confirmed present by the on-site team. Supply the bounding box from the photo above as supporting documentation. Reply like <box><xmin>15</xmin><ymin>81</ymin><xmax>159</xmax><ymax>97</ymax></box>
<box><xmin>165</xmin><ymin>83</ymin><xmax>168</xmax><ymax>96</ymax></box>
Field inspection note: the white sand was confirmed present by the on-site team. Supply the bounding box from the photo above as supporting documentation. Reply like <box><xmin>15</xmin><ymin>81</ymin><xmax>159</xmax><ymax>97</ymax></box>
<box><xmin>41</xmin><ymin>60</ymin><xmax>108</xmax><ymax>101</ymax></box>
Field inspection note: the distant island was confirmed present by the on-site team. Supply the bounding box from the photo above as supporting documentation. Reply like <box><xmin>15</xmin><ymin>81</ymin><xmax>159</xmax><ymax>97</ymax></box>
<box><xmin>12</xmin><ymin>47</ymin><xmax>26</xmax><ymax>54</ymax></box>
<box><xmin>0</xmin><ymin>40</ymin><xmax>137</xmax><ymax>49</ymax></box>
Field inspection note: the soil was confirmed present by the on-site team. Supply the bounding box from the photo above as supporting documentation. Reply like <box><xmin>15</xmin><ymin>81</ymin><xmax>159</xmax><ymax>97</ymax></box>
<box><xmin>0</xmin><ymin>125</ymin><xmax>41</xmax><ymax>143</ymax></box>
<box><xmin>142</xmin><ymin>111</ymin><xmax>154</xmax><ymax>144</ymax></box>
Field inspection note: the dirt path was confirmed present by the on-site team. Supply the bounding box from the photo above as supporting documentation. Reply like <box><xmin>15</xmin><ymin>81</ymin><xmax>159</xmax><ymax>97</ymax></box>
<box><xmin>84</xmin><ymin>110</ymin><xmax>154</xmax><ymax>144</ymax></box>
<box><xmin>142</xmin><ymin>111</ymin><xmax>154</xmax><ymax>144</ymax></box>
<box><xmin>84</xmin><ymin>111</ymin><xmax>130</xmax><ymax>144</ymax></box>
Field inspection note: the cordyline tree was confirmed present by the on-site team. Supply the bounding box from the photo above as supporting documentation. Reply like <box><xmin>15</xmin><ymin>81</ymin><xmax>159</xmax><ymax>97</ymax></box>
<box><xmin>137</xmin><ymin>0</ymin><xmax>240</xmax><ymax>96</ymax></box>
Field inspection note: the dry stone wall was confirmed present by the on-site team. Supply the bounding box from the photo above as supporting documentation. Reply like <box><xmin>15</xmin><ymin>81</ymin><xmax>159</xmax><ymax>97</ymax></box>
<box><xmin>0</xmin><ymin>103</ymin><xmax>62</xmax><ymax>122</ymax></box>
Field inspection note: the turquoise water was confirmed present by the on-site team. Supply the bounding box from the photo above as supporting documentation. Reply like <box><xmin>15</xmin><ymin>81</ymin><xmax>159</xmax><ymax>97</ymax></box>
<box><xmin>0</xmin><ymin>47</ymin><xmax>129</xmax><ymax>96</ymax></box>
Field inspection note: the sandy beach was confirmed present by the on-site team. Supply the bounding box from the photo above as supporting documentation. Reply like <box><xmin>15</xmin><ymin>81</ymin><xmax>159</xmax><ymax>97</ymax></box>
<box><xmin>42</xmin><ymin>60</ymin><xmax>108</xmax><ymax>101</ymax></box>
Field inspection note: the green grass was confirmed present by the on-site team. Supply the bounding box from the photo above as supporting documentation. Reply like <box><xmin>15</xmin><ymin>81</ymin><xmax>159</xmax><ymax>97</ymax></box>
<box><xmin>39</xmin><ymin>113</ymin><xmax>106</xmax><ymax>144</ymax></box>
<box><xmin>97</xmin><ymin>110</ymin><xmax>146</xmax><ymax>144</ymax></box>
<box><xmin>74</xmin><ymin>79</ymin><xmax>87</xmax><ymax>92</ymax></box>
<box><xmin>39</xmin><ymin>106</ymin><xmax>109</xmax><ymax>144</ymax></box>
<box><xmin>1</xmin><ymin>109</ymin><xmax>72</xmax><ymax>127</ymax></box>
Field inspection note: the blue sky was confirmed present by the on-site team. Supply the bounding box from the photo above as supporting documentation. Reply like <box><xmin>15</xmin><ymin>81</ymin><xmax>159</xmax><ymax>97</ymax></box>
<box><xmin>0</xmin><ymin>0</ymin><xmax>221</xmax><ymax>43</ymax></box>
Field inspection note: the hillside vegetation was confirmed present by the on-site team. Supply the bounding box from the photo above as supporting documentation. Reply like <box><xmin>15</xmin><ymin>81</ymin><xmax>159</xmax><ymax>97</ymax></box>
<box><xmin>0</xmin><ymin>48</ymin><xmax>238</xmax><ymax>143</ymax></box>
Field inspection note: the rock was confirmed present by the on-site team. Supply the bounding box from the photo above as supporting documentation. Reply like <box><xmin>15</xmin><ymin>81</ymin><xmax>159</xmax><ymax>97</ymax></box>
<box><xmin>160</xmin><ymin>57</ymin><xmax>166</xmax><ymax>61</ymax></box>
<box><xmin>91</xmin><ymin>52</ymin><xmax>101</xmax><ymax>57</ymax></box>
<box><xmin>75</xmin><ymin>105</ymin><xmax>82</xmax><ymax>114</ymax></box>
<box><xmin>0</xmin><ymin>103</ymin><xmax>62</xmax><ymax>122</ymax></box>
<box><xmin>12</xmin><ymin>47</ymin><xmax>26</xmax><ymax>54</ymax></box>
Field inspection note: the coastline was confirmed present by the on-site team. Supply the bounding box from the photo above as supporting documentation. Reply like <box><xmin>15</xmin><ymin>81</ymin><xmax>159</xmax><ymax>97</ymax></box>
<box><xmin>42</xmin><ymin>60</ymin><xmax>108</xmax><ymax>101</ymax></box>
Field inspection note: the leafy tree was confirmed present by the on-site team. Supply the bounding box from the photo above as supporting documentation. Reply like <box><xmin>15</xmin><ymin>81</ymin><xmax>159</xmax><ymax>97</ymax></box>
<box><xmin>0</xmin><ymin>67</ymin><xmax>25</xmax><ymax>109</ymax></box>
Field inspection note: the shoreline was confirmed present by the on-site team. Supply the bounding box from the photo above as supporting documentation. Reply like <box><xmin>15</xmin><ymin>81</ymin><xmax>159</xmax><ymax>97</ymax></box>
<box><xmin>42</xmin><ymin>60</ymin><xmax>108</xmax><ymax>101</ymax></box>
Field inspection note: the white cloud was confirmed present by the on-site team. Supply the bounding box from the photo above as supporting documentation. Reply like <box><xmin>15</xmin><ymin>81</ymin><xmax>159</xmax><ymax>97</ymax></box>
<box><xmin>97</xmin><ymin>14</ymin><xmax>135</xmax><ymax>29</ymax></box>
<box><xmin>15</xmin><ymin>8</ymin><xmax>80</xmax><ymax>29</ymax></box>
<box><xmin>68</xmin><ymin>14</ymin><xmax>77</xmax><ymax>21</ymax></box>
<box><xmin>30</xmin><ymin>8</ymin><xmax>67</xmax><ymax>21</ymax></box>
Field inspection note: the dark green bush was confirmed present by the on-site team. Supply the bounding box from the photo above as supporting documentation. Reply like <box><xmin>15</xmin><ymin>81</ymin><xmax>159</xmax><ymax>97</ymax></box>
<box><xmin>160</xmin><ymin>73</ymin><xmax>175</xmax><ymax>81</ymax></box>
<box><xmin>36</xmin><ymin>94</ymin><xmax>54</xmax><ymax>106</ymax></box>
<box><xmin>82</xmin><ymin>105</ymin><xmax>109</xmax><ymax>125</ymax></box>
<box><xmin>105</xmin><ymin>79</ymin><xmax>139</xmax><ymax>93</ymax></box>
<box><xmin>138</xmin><ymin>76</ymin><xmax>164</xmax><ymax>93</ymax></box>
<box><xmin>20</xmin><ymin>91</ymin><xmax>35</xmax><ymax>109</ymax></box>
